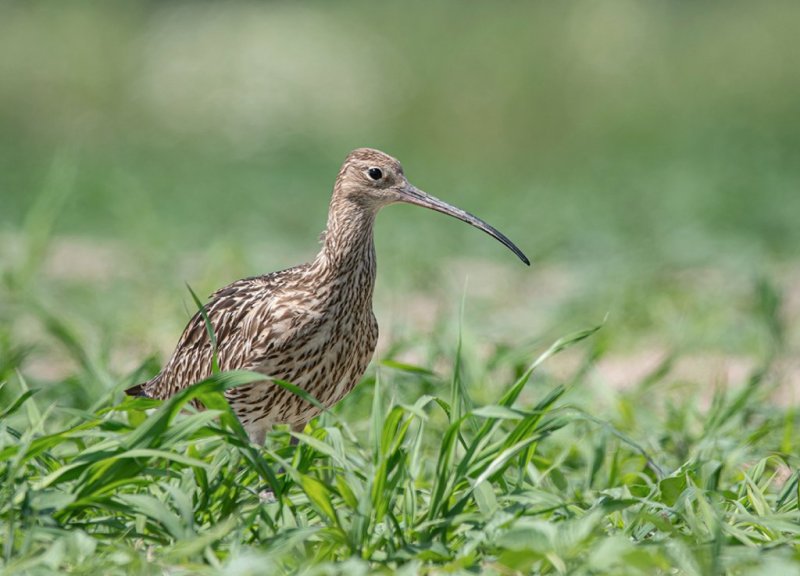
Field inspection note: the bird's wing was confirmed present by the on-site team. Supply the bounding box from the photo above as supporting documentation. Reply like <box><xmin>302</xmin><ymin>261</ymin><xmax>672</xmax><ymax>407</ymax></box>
<box><xmin>143</xmin><ymin>268</ymin><xmax>306</xmax><ymax>398</ymax></box>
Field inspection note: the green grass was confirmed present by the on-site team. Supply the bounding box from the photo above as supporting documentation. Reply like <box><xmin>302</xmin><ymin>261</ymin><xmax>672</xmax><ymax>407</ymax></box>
<box><xmin>1</xmin><ymin>324</ymin><xmax>798</xmax><ymax>575</ymax></box>
<box><xmin>1</xmin><ymin>231</ymin><xmax>798</xmax><ymax>574</ymax></box>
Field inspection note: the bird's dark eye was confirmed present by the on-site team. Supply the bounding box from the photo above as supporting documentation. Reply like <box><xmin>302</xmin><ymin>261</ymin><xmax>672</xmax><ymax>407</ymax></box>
<box><xmin>368</xmin><ymin>167</ymin><xmax>383</xmax><ymax>180</ymax></box>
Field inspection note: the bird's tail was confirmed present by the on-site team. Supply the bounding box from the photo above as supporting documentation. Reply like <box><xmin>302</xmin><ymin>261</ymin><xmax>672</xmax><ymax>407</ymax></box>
<box><xmin>125</xmin><ymin>382</ymin><xmax>149</xmax><ymax>397</ymax></box>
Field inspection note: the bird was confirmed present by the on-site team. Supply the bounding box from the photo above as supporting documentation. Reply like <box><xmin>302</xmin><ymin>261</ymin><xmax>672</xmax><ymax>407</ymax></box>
<box><xmin>126</xmin><ymin>148</ymin><xmax>529</xmax><ymax>445</ymax></box>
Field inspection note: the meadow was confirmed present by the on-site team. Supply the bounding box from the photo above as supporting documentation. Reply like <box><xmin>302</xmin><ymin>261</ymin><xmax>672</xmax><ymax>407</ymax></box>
<box><xmin>1</xmin><ymin>2</ymin><xmax>799</xmax><ymax>574</ymax></box>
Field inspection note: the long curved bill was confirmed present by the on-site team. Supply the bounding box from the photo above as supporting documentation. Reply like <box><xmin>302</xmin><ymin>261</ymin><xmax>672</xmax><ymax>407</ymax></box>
<box><xmin>400</xmin><ymin>185</ymin><xmax>530</xmax><ymax>266</ymax></box>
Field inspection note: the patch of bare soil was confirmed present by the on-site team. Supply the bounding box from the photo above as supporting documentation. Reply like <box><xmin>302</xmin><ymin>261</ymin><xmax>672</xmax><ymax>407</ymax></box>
<box><xmin>43</xmin><ymin>236</ymin><xmax>132</xmax><ymax>283</ymax></box>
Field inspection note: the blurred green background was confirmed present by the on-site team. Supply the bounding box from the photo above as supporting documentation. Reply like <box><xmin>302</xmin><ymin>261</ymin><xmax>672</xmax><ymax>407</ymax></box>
<box><xmin>1</xmin><ymin>1</ymin><xmax>798</xmax><ymax>392</ymax></box>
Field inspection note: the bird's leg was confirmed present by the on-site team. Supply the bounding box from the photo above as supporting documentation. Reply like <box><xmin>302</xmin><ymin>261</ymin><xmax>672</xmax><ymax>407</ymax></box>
<box><xmin>257</xmin><ymin>424</ymin><xmax>304</xmax><ymax>504</ymax></box>
<box><xmin>289</xmin><ymin>423</ymin><xmax>305</xmax><ymax>447</ymax></box>
<box><xmin>247</xmin><ymin>424</ymin><xmax>267</xmax><ymax>447</ymax></box>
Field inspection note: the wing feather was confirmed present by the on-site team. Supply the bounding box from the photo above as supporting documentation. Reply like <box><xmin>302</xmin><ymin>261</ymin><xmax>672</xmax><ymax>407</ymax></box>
<box><xmin>143</xmin><ymin>267</ymin><xmax>305</xmax><ymax>398</ymax></box>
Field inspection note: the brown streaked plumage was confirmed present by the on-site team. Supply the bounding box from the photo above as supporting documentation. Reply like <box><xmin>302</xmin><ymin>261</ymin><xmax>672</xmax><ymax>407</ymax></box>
<box><xmin>128</xmin><ymin>148</ymin><xmax>529</xmax><ymax>444</ymax></box>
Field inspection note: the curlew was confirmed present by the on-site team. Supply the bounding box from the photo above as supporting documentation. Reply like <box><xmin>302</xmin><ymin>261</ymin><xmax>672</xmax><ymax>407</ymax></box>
<box><xmin>127</xmin><ymin>148</ymin><xmax>529</xmax><ymax>444</ymax></box>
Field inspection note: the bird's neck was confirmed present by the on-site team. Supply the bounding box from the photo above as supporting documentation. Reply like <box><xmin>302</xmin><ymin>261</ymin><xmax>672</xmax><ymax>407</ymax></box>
<box><xmin>311</xmin><ymin>197</ymin><xmax>378</xmax><ymax>296</ymax></box>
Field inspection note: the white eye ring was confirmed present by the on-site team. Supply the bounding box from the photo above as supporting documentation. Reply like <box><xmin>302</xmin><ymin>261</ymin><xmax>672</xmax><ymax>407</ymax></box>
<box><xmin>367</xmin><ymin>167</ymin><xmax>383</xmax><ymax>180</ymax></box>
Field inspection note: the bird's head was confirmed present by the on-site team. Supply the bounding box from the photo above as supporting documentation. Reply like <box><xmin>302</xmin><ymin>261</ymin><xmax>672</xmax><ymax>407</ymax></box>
<box><xmin>334</xmin><ymin>148</ymin><xmax>530</xmax><ymax>266</ymax></box>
